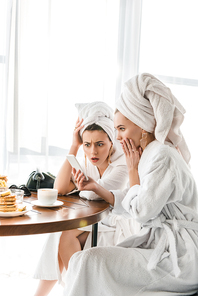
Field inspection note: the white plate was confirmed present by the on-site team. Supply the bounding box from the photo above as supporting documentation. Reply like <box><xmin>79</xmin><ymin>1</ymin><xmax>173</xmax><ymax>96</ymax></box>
<box><xmin>0</xmin><ymin>204</ymin><xmax>32</xmax><ymax>218</ymax></box>
<box><xmin>31</xmin><ymin>200</ymin><xmax>64</xmax><ymax>207</ymax></box>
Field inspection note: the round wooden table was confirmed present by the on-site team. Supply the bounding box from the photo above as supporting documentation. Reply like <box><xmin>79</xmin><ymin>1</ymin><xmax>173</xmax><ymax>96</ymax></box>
<box><xmin>0</xmin><ymin>193</ymin><xmax>110</xmax><ymax>246</ymax></box>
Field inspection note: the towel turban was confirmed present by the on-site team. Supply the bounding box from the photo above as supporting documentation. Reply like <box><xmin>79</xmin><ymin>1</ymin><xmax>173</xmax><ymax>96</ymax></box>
<box><xmin>75</xmin><ymin>101</ymin><xmax>114</xmax><ymax>144</ymax></box>
<box><xmin>116</xmin><ymin>73</ymin><xmax>191</xmax><ymax>164</ymax></box>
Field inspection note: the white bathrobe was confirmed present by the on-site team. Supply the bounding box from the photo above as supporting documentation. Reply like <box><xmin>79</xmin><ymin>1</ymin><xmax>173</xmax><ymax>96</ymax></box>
<box><xmin>63</xmin><ymin>140</ymin><xmax>198</xmax><ymax>296</ymax></box>
<box><xmin>33</xmin><ymin>145</ymin><xmax>140</xmax><ymax>283</ymax></box>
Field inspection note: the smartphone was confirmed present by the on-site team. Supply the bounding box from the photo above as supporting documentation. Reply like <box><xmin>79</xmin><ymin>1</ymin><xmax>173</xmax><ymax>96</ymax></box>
<box><xmin>66</xmin><ymin>154</ymin><xmax>89</xmax><ymax>181</ymax></box>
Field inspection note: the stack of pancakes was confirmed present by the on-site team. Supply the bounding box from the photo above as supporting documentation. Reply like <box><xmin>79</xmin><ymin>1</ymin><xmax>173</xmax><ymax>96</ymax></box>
<box><xmin>0</xmin><ymin>190</ymin><xmax>17</xmax><ymax>212</ymax></box>
<box><xmin>0</xmin><ymin>190</ymin><xmax>26</xmax><ymax>212</ymax></box>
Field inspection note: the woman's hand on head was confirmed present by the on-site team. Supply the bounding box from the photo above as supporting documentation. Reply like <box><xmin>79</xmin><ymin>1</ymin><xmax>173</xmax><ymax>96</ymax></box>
<box><xmin>121</xmin><ymin>138</ymin><xmax>142</xmax><ymax>172</ymax></box>
<box><xmin>72</xmin><ymin>168</ymin><xmax>96</xmax><ymax>192</ymax></box>
<box><xmin>72</xmin><ymin>118</ymin><xmax>84</xmax><ymax>148</ymax></box>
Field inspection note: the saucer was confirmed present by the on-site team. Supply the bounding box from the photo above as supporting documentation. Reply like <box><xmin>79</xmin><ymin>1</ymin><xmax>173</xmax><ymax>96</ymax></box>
<box><xmin>31</xmin><ymin>200</ymin><xmax>64</xmax><ymax>207</ymax></box>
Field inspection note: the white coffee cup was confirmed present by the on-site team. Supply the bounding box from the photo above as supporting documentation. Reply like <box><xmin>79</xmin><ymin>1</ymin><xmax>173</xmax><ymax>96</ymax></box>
<box><xmin>37</xmin><ymin>188</ymin><xmax>58</xmax><ymax>205</ymax></box>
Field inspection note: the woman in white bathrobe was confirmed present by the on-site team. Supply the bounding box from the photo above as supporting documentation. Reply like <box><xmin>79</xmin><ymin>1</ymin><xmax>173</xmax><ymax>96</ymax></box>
<box><xmin>34</xmin><ymin>101</ymin><xmax>139</xmax><ymax>296</ymax></box>
<box><xmin>63</xmin><ymin>73</ymin><xmax>198</xmax><ymax>296</ymax></box>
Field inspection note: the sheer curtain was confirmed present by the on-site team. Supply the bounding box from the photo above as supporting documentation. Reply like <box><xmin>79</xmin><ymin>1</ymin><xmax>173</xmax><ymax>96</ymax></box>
<box><xmin>0</xmin><ymin>0</ymin><xmax>142</xmax><ymax>294</ymax></box>
<box><xmin>0</xmin><ymin>0</ymin><xmax>13</xmax><ymax>175</ymax></box>
<box><xmin>116</xmin><ymin>0</ymin><xmax>142</xmax><ymax>99</ymax></box>
<box><xmin>2</xmin><ymin>0</ymin><xmax>198</xmax><ymax>204</ymax></box>
<box><xmin>1</xmin><ymin>0</ymin><xmax>129</xmax><ymax>185</ymax></box>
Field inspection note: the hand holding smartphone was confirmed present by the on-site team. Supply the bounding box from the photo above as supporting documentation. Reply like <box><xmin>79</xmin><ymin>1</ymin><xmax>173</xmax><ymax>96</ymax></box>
<box><xmin>66</xmin><ymin>154</ymin><xmax>89</xmax><ymax>181</ymax></box>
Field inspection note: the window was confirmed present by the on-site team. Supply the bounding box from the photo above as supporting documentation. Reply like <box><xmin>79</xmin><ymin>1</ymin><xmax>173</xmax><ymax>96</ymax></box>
<box><xmin>2</xmin><ymin>0</ymin><xmax>120</xmax><ymax>184</ymax></box>
<box><xmin>139</xmin><ymin>0</ymin><xmax>198</xmax><ymax>181</ymax></box>
<box><xmin>2</xmin><ymin>0</ymin><xmax>197</xmax><ymax>185</ymax></box>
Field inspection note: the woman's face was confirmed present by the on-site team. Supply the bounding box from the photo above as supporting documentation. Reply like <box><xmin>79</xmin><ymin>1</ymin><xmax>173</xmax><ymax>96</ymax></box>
<box><xmin>82</xmin><ymin>130</ymin><xmax>112</xmax><ymax>168</ymax></box>
<box><xmin>114</xmin><ymin>111</ymin><xmax>142</xmax><ymax>148</ymax></box>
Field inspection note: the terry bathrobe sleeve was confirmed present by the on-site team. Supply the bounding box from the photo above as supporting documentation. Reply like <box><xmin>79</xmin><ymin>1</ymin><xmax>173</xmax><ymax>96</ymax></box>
<box><xmin>112</xmin><ymin>146</ymin><xmax>182</xmax><ymax>224</ymax></box>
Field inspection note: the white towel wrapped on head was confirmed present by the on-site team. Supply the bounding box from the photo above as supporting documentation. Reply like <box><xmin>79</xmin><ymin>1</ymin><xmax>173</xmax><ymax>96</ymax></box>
<box><xmin>116</xmin><ymin>73</ymin><xmax>191</xmax><ymax>164</ymax></box>
<box><xmin>75</xmin><ymin>101</ymin><xmax>115</xmax><ymax>144</ymax></box>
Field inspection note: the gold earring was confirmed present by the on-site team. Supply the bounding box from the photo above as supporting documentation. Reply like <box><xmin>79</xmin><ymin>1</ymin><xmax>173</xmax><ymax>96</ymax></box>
<box><xmin>107</xmin><ymin>145</ymin><xmax>113</xmax><ymax>164</ymax></box>
<box><xmin>140</xmin><ymin>130</ymin><xmax>155</xmax><ymax>150</ymax></box>
<box><xmin>140</xmin><ymin>131</ymin><xmax>148</xmax><ymax>150</ymax></box>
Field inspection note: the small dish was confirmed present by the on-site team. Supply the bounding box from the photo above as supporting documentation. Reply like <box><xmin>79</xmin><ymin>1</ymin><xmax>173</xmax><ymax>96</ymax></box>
<box><xmin>0</xmin><ymin>204</ymin><xmax>32</xmax><ymax>218</ymax></box>
<box><xmin>31</xmin><ymin>200</ymin><xmax>64</xmax><ymax>207</ymax></box>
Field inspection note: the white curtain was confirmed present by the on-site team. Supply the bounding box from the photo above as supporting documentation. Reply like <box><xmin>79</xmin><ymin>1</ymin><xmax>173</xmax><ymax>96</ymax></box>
<box><xmin>116</xmin><ymin>0</ymin><xmax>142</xmax><ymax>99</ymax></box>
<box><xmin>2</xmin><ymin>0</ymin><xmax>198</xmax><ymax>193</ymax></box>
<box><xmin>0</xmin><ymin>0</ymin><xmax>14</xmax><ymax>174</ymax></box>
<box><xmin>2</xmin><ymin>0</ymin><xmax>141</xmax><ymax>186</ymax></box>
<box><xmin>1</xmin><ymin>0</ymin><xmax>143</xmax><ymax>187</ymax></box>
<box><xmin>0</xmin><ymin>1</ymin><xmax>141</xmax><ymax>294</ymax></box>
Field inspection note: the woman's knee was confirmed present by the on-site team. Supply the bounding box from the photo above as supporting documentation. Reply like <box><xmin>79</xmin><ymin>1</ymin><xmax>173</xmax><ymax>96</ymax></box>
<box><xmin>60</xmin><ymin>229</ymin><xmax>81</xmax><ymax>242</ymax></box>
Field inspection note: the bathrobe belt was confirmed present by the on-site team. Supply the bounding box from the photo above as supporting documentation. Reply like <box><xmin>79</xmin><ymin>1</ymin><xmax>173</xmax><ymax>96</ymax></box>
<box><xmin>143</xmin><ymin>215</ymin><xmax>198</xmax><ymax>277</ymax></box>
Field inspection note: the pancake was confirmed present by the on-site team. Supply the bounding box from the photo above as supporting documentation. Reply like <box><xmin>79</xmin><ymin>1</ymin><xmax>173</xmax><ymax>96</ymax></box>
<box><xmin>0</xmin><ymin>201</ymin><xmax>16</xmax><ymax>205</ymax></box>
<box><xmin>0</xmin><ymin>195</ymin><xmax>16</xmax><ymax>201</ymax></box>
<box><xmin>0</xmin><ymin>195</ymin><xmax>16</xmax><ymax>208</ymax></box>
<box><xmin>0</xmin><ymin>204</ymin><xmax>18</xmax><ymax>212</ymax></box>
<box><xmin>0</xmin><ymin>204</ymin><xmax>26</xmax><ymax>212</ymax></box>
<box><xmin>0</xmin><ymin>189</ymin><xmax>26</xmax><ymax>213</ymax></box>
<box><xmin>0</xmin><ymin>198</ymin><xmax>16</xmax><ymax>203</ymax></box>
<box><xmin>0</xmin><ymin>191</ymin><xmax>17</xmax><ymax>212</ymax></box>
